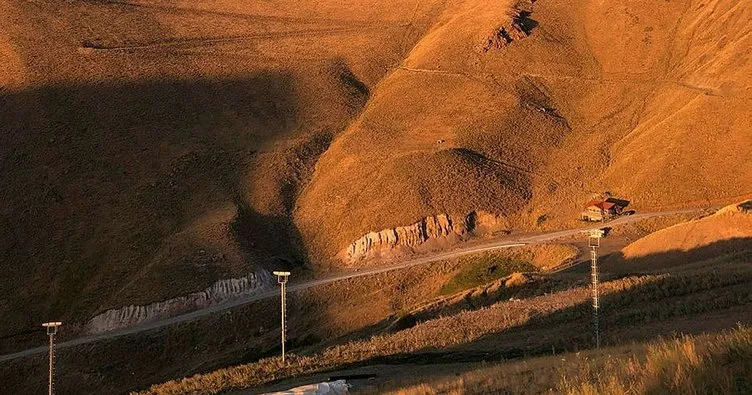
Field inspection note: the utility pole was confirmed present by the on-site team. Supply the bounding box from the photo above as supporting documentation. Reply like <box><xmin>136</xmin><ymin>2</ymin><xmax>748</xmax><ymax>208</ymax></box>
<box><xmin>42</xmin><ymin>322</ymin><xmax>62</xmax><ymax>395</ymax></box>
<box><xmin>273</xmin><ymin>271</ymin><xmax>291</xmax><ymax>363</ymax></box>
<box><xmin>587</xmin><ymin>229</ymin><xmax>604</xmax><ymax>349</ymax></box>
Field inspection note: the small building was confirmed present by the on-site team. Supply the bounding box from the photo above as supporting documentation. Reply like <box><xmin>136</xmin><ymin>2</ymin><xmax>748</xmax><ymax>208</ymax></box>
<box><xmin>581</xmin><ymin>198</ymin><xmax>628</xmax><ymax>222</ymax></box>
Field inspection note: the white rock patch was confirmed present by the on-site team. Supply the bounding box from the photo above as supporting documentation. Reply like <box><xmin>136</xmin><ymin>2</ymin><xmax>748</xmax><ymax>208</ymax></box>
<box><xmin>86</xmin><ymin>269</ymin><xmax>272</xmax><ymax>334</ymax></box>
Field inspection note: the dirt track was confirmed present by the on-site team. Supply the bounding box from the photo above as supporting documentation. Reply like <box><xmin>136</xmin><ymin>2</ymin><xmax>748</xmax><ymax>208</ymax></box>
<box><xmin>0</xmin><ymin>208</ymin><xmax>701</xmax><ymax>363</ymax></box>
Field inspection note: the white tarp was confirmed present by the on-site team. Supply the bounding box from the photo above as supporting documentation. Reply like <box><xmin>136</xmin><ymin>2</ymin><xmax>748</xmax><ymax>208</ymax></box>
<box><xmin>263</xmin><ymin>380</ymin><xmax>350</xmax><ymax>395</ymax></box>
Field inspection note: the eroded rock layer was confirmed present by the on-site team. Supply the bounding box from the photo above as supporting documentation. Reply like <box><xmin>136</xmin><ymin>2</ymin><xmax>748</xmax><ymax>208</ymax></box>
<box><xmin>85</xmin><ymin>270</ymin><xmax>272</xmax><ymax>334</ymax></box>
<box><xmin>342</xmin><ymin>211</ymin><xmax>508</xmax><ymax>263</ymax></box>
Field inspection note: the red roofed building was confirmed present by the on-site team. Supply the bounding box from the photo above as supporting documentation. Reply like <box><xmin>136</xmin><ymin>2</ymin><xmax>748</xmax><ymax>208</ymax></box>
<box><xmin>581</xmin><ymin>198</ymin><xmax>626</xmax><ymax>222</ymax></box>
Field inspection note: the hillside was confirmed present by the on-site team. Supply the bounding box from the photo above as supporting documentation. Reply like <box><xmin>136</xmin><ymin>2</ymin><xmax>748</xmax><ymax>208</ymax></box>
<box><xmin>141</xmin><ymin>240</ymin><xmax>752</xmax><ymax>394</ymax></box>
<box><xmin>0</xmin><ymin>0</ymin><xmax>444</xmax><ymax>339</ymax></box>
<box><xmin>613</xmin><ymin>200</ymin><xmax>752</xmax><ymax>269</ymax></box>
<box><xmin>371</xmin><ymin>326</ymin><xmax>752</xmax><ymax>394</ymax></box>
<box><xmin>294</xmin><ymin>0</ymin><xmax>752</xmax><ymax>262</ymax></box>
<box><xmin>1</xmin><ymin>0</ymin><xmax>751</xmax><ymax>351</ymax></box>
<box><xmin>138</xmin><ymin>203</ymin><xmax>751</xmax><ymax>394</ymax></box>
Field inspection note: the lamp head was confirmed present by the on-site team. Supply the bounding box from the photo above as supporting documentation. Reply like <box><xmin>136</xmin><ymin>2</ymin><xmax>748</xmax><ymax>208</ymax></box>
<box><xmin>273</xmin><ymin>271</ymin><xmax>291</xmax><ymax>284</ymax></box>
<box><xmin>42</xmin><ymin>321</ymin><xmax>62</xmax><ymax>335</ymax></box>
<box><xmin>587</xmin><ymin>228</ymin><xmax>605</xmax><ymax>247</ymax></box>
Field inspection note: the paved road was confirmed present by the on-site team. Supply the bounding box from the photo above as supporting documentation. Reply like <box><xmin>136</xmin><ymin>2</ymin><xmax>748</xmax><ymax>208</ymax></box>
<box><xmin>0</xmin><ymin>208</ymin><xmax>702</xmax><ymax>363</ymax></box>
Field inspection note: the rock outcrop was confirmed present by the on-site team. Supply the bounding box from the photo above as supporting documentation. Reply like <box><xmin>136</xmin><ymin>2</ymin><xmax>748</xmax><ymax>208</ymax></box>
<box><xmin>482</xmin><ymin>3</ymin><xmax>537</xmax><ymax>51</ymax></box>
<box><xmin>86</xmin><ymin>269</ymin><xmax>272</xmax><ymax>334</ymax></box>
<box><xmin>341</xmin><ymin>211</ymin><xmax>508</xmax><ymax>263</ymax></box>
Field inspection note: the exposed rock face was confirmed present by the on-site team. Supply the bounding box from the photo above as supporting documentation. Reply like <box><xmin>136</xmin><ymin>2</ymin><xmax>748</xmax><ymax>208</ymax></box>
<box><xmin>482</xmin><ymin>3</ymin><xmax>537</xmax><ymax>51</ymax></box>
<box><xmin>86</xmin><ymin>269</ymin><xmax>272</xmax><ymax>334</ymax></box>
<box><xmin>341</xmin><ymin>211</ymin><xmax>508</xmax><ymax>263</ymax></box>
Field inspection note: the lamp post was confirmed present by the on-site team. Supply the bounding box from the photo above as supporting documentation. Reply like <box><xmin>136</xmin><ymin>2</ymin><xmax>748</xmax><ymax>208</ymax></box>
<box><xmin>273</xmin><ymin>271</ymin><xmax>291</xmax><ymax>363</ymax></box>
<box><xmin>587</xmin><ymin>229</ymin><xmax>604</xmax><ymax>349</ymax></box>
<box><xmin>42</xmin><ymin>322</ymin><xmax>62</xmax><ymax>395</ymax></box>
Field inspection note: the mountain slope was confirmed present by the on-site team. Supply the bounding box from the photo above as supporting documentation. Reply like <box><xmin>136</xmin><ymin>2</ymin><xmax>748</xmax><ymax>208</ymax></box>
<box><xmin>295</xmin><ymin>0</ymin><xmax>752</xmax><ymax>261</ymax></box>
<box><xmin>0</xmin><ymin>0</ymin><xmax>445</xmax><ymax>339</ymax></box>
<box><xmin>0</xmin><ymin>0</ymin><xmax>750</xmax><ymax>342</ymax></box>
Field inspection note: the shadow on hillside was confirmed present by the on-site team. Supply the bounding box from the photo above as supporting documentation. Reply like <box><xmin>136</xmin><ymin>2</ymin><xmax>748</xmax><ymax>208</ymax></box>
<box><xmin>515</xmin><ymin>10</ymin><xmax>538</xmax><ymax>35</ymax></box>
<box><xmin>320</xmin><ymin>237</ymin><xmax>752</xmax><ymax>344</ymax></box>
<box><xmin>0</xmin><ymin>239</ymin><xmax>749</xmax><ymax>394</ymax></box>
<box><xmin>232</xmin><ymin>198</ymin><xmax>306</xmax><ymax>269</ymax></box>
<box><xmin>601</xmin><ymin>236</ymin><xmax>752</xmax><ymax>273</ymax></box>
<box><xmin>0</xmin><ymin>74</ymin><xmax>310</xmax><ymax>349</ymax></box>
<box><xmin>369</xmin><ymin>325</ymin><xmax>752</xmax><ymax>395</ymax></box>
<box><xmin>306</xmin><ymin>238</ymin><xmax>752</xmax><ymax>370</ymax></box>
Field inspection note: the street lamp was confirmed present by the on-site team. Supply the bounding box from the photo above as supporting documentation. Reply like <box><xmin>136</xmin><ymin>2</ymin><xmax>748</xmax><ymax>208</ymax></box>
<box><xmin>42</xmin><ymin>321</ymin><xmax>62</xmax><ymax>395</ymax></box>
<box><xmin>273</xmin><ymin>271</ymin><xmax>291</xmax><ymax>363</ymax></box>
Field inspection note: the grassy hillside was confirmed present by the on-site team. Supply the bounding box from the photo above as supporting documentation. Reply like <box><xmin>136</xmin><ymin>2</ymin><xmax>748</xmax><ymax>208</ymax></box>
<box><xmin>0</xmin><ymin>0</ymin><xmax>444</xmax><ymax>340</ymax></box>
<box><xmin>140</xmin><ymin>246</ymin><xmax>752</xmax><ymax>393</ymax></box>
<box><xmin>294</xmin><ymin>0</ymin><xmax>752</xmax><ymax>260</ymax></box>
<box><xmin>374</xmin><ymin>326</ymin><xmax>752</xmax><ymax>394</ymax></box>
<box><xmin>619</xmin><ymin>200</ymin><xmax>752</xmax><ymax>266</ymax></box>
<box><xmin>0</xmin><ymin>245</ymin><xmax>576</xmax><ymax>394</ymax></box>
<box><xmin>1</xmin><ymin>0</ymin><xmax>750</xmax><ymax>352</ymax></box>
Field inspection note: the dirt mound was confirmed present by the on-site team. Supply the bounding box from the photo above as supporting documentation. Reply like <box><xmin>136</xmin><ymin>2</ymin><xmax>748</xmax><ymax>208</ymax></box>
<box><xmin>504</xmin><ymin>272</ymin><xmax>531</xmax><ymax>287</ymax></box>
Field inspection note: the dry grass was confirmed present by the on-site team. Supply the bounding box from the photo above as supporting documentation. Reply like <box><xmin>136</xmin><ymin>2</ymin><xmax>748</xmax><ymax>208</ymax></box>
<box><xmin>559</xmin><ymin>326</ymin><xmax>752</xmax><ymax>395</ymax></box>
<box><xmin>622</xmin><ymin>201</ymin><xmax>752</xmax><ymax>261</ymax></box>
<box><xmin>295</xmin><ymin>244</ymin><xmax>578</xmax><ymax>346</ymax></box>
<box><xmin>0</xmin><ymin>245</ymin><xmax>576</xmax><ymax>394</ymax></box>
<box><xmin>2</xmin><ymin>0</ymin><xmax>751</xmax><ymax>392</ymax></box>
<box><xmin>139</xmin><ymin>252</ymin><xmax>752</xmax><ymax>394</ymax></box>
<box><xmin>295</xmin><ymin>0</ymin><xmax>752</xmax><ymax>260</ymax></box>
<box><xmin>376</xmin><ymin>326</ymin><xmax>752</xmax><ymax>395</ymax></box>
<box><xmin>529</xmin><ymin>243</ymin><xmax>580</xmax><ymax>270</ymax></box>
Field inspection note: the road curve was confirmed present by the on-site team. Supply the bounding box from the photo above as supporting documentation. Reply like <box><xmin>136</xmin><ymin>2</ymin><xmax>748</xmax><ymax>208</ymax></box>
<box><xmin>0</xmin><ymin>208</ymin><xmax>702</xmax><ymax>363</ymax></box>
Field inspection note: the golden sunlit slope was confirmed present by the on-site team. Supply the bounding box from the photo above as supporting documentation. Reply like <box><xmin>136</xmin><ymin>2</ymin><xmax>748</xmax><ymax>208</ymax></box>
<box><xmin>0</xmin><ymin>0</ymin><xmax>446</xmax><ymax>337</ymax></box>
<box><xmin>295</xmin><ymin>0</ymin><xmax>568</xmax><ymax>260</ymax></box>
<box><xmin>295</xmin><ymin>0</ymin><xmax>752</xmax><ymax>261</ymax></box>
<box><xmin>620</xmin><ymin>200</ymin><xmax>752</xmax><ymax>267</ymax></box>
<box><xmin>598</xmin><ymin>0</ymin><xmax>752</xmax><ymax>206</ymax></box>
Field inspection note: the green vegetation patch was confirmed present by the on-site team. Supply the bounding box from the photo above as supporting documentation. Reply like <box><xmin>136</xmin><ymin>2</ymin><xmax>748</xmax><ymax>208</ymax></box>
<box><xmin>439</xmin><ymin>253</ymin><xmax>537</xmax><ymax>295</ymax></box>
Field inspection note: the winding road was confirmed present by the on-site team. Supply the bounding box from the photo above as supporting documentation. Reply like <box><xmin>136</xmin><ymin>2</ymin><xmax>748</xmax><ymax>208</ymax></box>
<box><xmin>0</xmin><ymin>208</ymin><xmax>702</xmax><ymax>363</ymax></box>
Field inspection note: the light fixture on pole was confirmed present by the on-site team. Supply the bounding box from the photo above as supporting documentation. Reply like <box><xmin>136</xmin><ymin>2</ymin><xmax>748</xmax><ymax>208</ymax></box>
<box><xmin>273</xmin><ymin>271</ymin><xmax>291</xmax><ymax>363</ymax></box>
<box><xmin>42</xmin><ymin>321</ymin><xmax>62</xmax><ymax>395</ymax></box>
<box><xmin>587</xmin><ymin>229</ymin><xmax>605</xmax><ymax>349</ymax></box>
